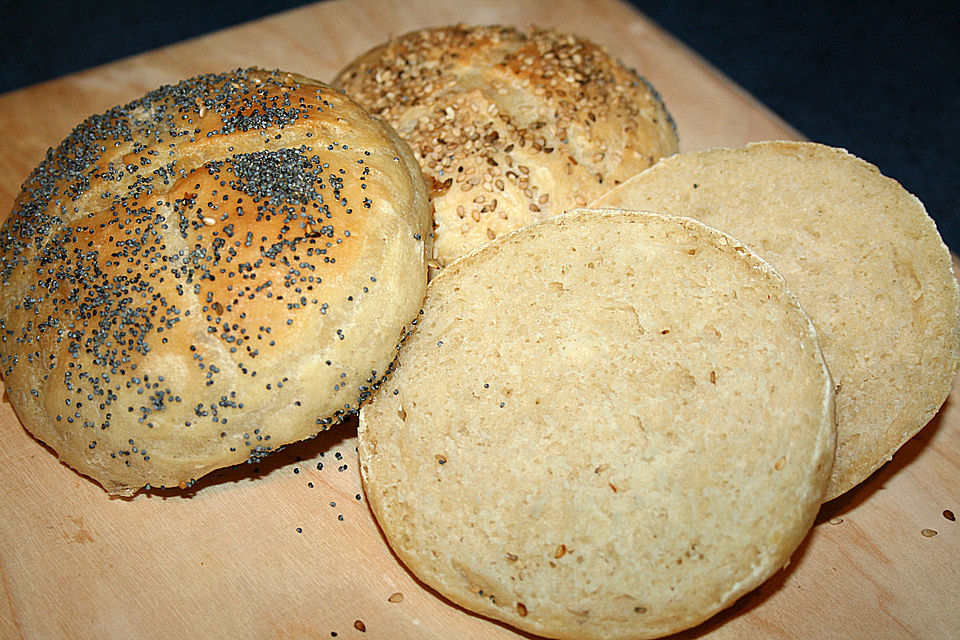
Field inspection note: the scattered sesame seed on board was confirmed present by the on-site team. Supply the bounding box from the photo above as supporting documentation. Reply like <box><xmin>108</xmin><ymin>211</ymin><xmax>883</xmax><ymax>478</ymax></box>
<box><xmin>387</xmin><ymin>592</ymin><xmax>404</xmax><ymax>603</ymax></box>
<box><xmin>921</xmin><ymin>529</ymin><xmax>937</xmax><ymax>537</ymax></box>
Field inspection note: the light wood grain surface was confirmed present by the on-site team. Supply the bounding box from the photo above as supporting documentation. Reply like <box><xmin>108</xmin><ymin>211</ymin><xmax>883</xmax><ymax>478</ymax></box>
<box><xmin>0</xmin><ymin>1</ymin><xmax>956</xmax><ymax>639</ymax></box>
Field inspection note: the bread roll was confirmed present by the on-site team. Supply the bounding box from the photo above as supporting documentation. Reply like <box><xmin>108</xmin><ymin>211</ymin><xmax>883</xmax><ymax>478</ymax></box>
<box><xmin>359</xmin><ymin>209</ymin><xmax>835</xmax><ymax>640</ymax></box>
<box><xmin>0</xmin><ymin>69</ymin><xmax>431</xmax><ymax>495</ymax></box>
<box><xmin>334</xmin><ymin>25</ymin><xmax>678</xmax><ymax>267</ymax></box>
<box><xmin>593</xmin><ymin>141</ymin><xmax>960</xmax><ymax>500</ymax></box>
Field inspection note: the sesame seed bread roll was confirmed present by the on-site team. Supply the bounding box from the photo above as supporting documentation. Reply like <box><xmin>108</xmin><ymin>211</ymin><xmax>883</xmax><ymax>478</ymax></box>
<box><xmin>0</xmin><ymin>69</ymin><xmax>431</xmax><ymax>496</ymax></box>
<box><xmin>359</xmin><ymin>209</ymin><xmax>835</xmax><ymax>640</ymax></box>
<box><xmin>592</xmin><ymin>141</ymin><xmax>960</xmax><ymax>500</ymax></box>
<box><xmin>334</xmin><ymin>25</ymin><xmax>678</xmax><ymax>268</ymax></box>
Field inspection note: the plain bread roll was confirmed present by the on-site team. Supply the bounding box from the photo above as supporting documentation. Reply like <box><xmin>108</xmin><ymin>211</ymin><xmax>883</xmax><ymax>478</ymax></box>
<box><xmin>359</xmin><ymin>208</ymin><xmax>835</xmax><ymax>640</ymax></box>
<box><xmin>593</xmin><ymin>141</ymin><xmax>960</xmax><ymax>500</ymax></box>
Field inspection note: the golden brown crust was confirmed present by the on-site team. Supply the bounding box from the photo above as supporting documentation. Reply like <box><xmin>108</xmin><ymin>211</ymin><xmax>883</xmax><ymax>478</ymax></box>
<box><xmin>334</xmin><ymin>24</ymin><xmax>679</xmax><ymax>267</ymax></box>
<box><xmin>0</xmin><ymin>69</ymin><xmax>431</xmax><ymax>495</ymax></box>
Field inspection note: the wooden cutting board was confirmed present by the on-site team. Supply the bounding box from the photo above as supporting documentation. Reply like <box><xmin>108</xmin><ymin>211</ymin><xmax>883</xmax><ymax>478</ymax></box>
<box><xmin>0</xmin><ymin>1</ymin><xmax>956</xmax><ymax>638</ymax></box>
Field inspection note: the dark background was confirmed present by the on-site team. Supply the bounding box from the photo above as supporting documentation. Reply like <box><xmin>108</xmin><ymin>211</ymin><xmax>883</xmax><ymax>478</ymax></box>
<box><xmin>1</xmin><ymin>0</ymin><xmax>957</xmax><ymax>251</ymax></box>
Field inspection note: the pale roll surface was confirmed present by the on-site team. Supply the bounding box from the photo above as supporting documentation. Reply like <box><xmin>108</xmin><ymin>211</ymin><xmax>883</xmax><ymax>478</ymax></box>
<box><xmin>593</xmin><ymin>141</ymin><xmax>960</xmax><ymax>500</ymax></box>
<box><xmin>359</xmin><ymin>209</ymin><xmax>834</xmax><ymax>640</ymax></box>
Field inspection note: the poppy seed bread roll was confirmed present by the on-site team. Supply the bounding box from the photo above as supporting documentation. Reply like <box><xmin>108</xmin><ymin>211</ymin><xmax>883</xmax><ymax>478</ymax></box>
<box><xmin>334</xmin><ymin>25</ymin><xmax>679</xmax><ymax>268</ymax></box>
<box><xmin>593</xmin><ymin>141</ymin><xmax>960</xmax><ymax>500</ymax></box>
<box><xmin>0</xmin><ymin>68</ymin><xmax>432</xmax><ymax>495</ymax></box>
<box><xmin>359</xmin><ymin>209</ymin><xmax>835</xmax><ymax>640</ymax></box>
